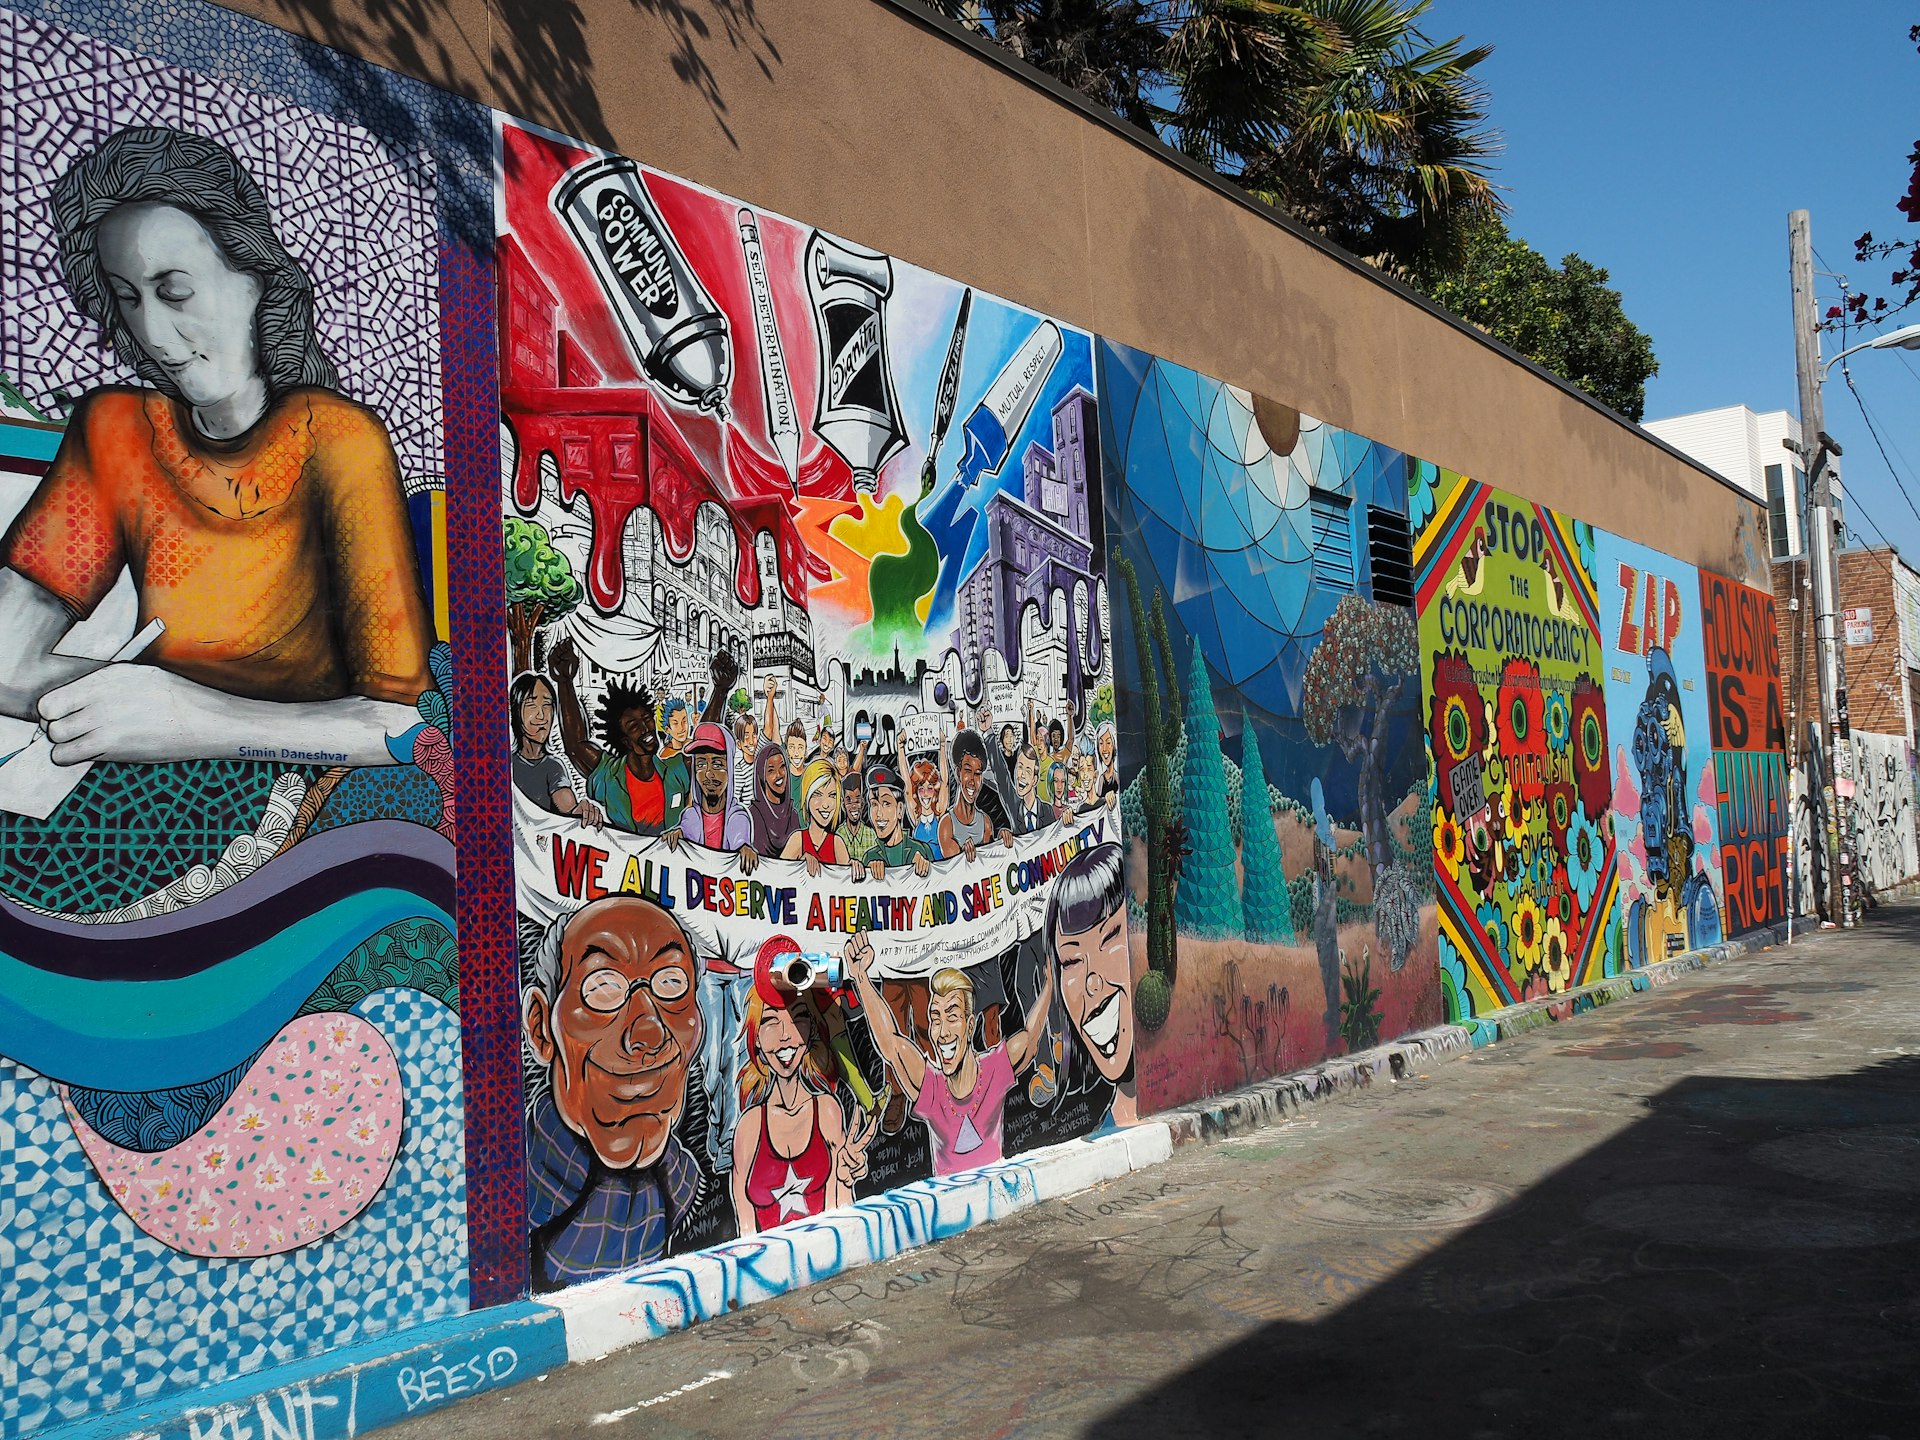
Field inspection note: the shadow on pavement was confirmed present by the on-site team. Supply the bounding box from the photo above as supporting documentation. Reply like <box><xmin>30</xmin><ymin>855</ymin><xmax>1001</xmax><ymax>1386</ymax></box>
<box><xmin>1089</xmin><ymin>927</ymin><xmax>1920</xmax><ymax>1438</ymax></box>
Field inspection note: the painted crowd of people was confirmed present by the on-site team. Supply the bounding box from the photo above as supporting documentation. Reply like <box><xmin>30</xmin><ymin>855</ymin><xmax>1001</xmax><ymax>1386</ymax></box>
<box><xmin>510</xmin><ymin>640</ymin><xmax>1133</xmax><ymax>1285</ymax></box>
<box><xmin>509</xmin><ymin>642</ymin><xmax>1121</xmax><ymax>876</ymax></box>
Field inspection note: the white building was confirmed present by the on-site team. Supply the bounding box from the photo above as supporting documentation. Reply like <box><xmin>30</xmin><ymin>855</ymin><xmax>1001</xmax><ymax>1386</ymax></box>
<box><xmin>1643</xmin><ymin>404</ymin><xmax>1843</xmax><ymax>561</ymax></box>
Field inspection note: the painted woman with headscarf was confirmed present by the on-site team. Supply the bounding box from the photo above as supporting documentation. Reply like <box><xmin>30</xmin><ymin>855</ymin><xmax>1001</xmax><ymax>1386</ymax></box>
<box><xmin>749</xmin><ymin>738</ymin><xmax>799</xmax><ymax>857</ymax></box>
<box><xmin>729</xmin><ymin>936</ymin><xmax>878</xmax><ymax>1237</ymax></box>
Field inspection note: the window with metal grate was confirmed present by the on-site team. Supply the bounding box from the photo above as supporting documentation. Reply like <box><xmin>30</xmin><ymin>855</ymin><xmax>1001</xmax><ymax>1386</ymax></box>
<box><xmin>1309</xmin><ymin>488</ymin><xmax>1356</xmax><ymax>592</ymax></box>
<box><xmin>1367</xmin><ymin>504</ymin><xmax>1415</xmax><ymax>607</ymax></box>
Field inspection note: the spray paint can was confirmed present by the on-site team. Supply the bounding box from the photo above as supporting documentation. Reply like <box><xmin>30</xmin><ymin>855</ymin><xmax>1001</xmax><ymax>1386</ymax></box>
<box><xmin>955</xmin><ymin>319</ymin><xmax>1062</xmax><ymax>489</ymax></box>
<box><xmin>805</xmin><ymin>232</ymin><xmax>906</xmax><ymax>492</ymax></box>
<box><xmin>737</xmin><ymin>209</ymin><xmax>802</xmax><ymax>495</ymax></box>
<box><xmin>553</xmin><ymin>156</ymin><xmax>731</xmax><ymax>416</ymax></box>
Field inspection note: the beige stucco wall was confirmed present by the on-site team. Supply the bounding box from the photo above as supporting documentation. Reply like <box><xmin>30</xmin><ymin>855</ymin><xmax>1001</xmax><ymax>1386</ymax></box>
<box><xmin>213</xmin><ymin>0</ymin><xmax>1769</xmax><ymax>586</ymax></box>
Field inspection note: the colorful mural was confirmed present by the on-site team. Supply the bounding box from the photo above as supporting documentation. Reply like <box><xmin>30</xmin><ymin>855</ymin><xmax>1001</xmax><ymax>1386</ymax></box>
<box><xmin>1596</xmin><ymin>533</ymin><xmax>1724</xmax><ymax>967</ymax></box>
<box><xmin>496</xmin><ymin>119</ymin><xmax>1131</xmax><ymax>1288</ymax></box>
<box><xmin>1415</xmin><ymin>472</ymin><xmax>1616</xmax><ymax>1021</ymax></box>
<box><xmin>1098</xmin><ymin>341</ymin><xmax>1439</xmax><ymax>1110</ymax></box>
<box><xmin>0</xmin><ymin>3</ymin><xmax>1868</xmax><ymax>1432</ymax></box>
<box><xmin>0</xmin><ymin>4</ymin><xmax>490</xmax><ymax>1435</ymax></box>
<box><xmin>1699</xmin><ymin>570</ymin><xmax>1792</xmax><ymax>934</ymax></box>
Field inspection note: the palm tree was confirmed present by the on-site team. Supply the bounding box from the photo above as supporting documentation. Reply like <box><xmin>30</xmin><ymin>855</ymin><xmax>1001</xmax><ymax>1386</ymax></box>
<box><xmin>921</xmin><ymin>0</ymin><xmax>1501</xmax><ymax>276</ymax></box>
<box><xmin>1168</xmin><ymin>0</ymin><xmax>1501</xmax><ymax>275</ymax></box>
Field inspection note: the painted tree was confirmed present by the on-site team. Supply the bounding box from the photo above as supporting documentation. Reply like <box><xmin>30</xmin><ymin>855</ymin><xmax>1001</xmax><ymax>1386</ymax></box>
<box><xmin>503</xmin><ymin>517</ymin><xmax>583</xmax><ymax>676</ymax></box>
<box><xmin>1302</xmin><ymin>595</ymin><xmax>1421</xmax><ymax>968</ymax></box>
<box><xmin>1239</xmin><ymin>727</ymin><xmax>1293</xmax><ymax>943</ymax></box>
<box><xmin>1301</xmin><ymin>595</ymin><xmax>1418</xmax><ymax>877</ymax></box>
<box><xmin>1115</xmin><ymin>556</ymin><xmax>1180</xmax><ymax>997</ymax></box>
<box><xmin>1176</xmin><ymin>637</ymin><xmax>1245</xmax><ymax>938</ymax></box>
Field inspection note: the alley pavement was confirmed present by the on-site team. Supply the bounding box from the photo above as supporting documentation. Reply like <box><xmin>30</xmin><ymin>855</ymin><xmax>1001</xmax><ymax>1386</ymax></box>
<box><xmin>393</xmin><ymin>903</ymin><xmax>1920</xmax><ymax>1440</ymax></box>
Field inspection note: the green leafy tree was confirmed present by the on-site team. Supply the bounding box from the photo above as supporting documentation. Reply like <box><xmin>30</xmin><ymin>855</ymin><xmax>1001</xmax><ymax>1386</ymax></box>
<box><xmin>1176</xmin><ymin>0</ymin><xmax>1501</xmax><ymax>275</ymax></box>
<box><xmin>1238</xmin><ymin>727</ymin><xmax>1293</xmax><ymax>941</ymax></box>
<box><xmin>1410</xmin><ymin>215</ymin><xmax>1659</xmax><ymax>420</ymax></box>
<box><xmin>1175</xmin><ymin>638</ymin><xmax>1245</xmax><ymax>937</ymax></box>
<box><xmin>1089</xmin><ymin>680</ymin><xmax>1116</xmax><ymax>728</ymax></box>
<box><xmin>503</xmin><ymin>517</ymin><xmax>583</xmax><ymax>675</ymax></box>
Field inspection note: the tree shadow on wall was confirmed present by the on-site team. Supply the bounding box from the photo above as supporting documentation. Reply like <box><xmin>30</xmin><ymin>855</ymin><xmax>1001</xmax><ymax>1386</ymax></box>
<box><xmin>1088</xmin><ymin>1046</ymin><xmax>1920</xmax><ymax>1437</ymax></box>
<box><xmin>283</xmin><ymin>0</ymin><xmax>778</xmax><ymax>165</ymax></box>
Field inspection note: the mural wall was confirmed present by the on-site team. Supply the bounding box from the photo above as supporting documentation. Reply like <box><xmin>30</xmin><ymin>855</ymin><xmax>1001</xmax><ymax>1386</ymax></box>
<box><xmin>1597</xmin><ymin>534</ymin><xmax>1724</xmax><ymax>967</ymax></box>
<box><xmin>1699</xmin><ymin>571</ymin><xmax>1792</xmax><ymax>934</ymax></box>
<box><xmin>0</xmin><ymin>3</ymin><xmax>492</xmax><ymax>1436</ymax></box>
<box><xmin>1415</xmin><ymin>473</ymin><xmax>1616</xmax><ymax>1021</ymax></box>
<box><xmin>0</xmin><ymin>1</ymin><xmax>1859</xmax><ymax>1431</ymax></box>
<box><xmin>1098</xmin><ymin>342</ymin><xmax>1440</xmax><ymax>1111</ymax></box>
<box><xmin>496</xmin><ymin>119</ymin><xmax>1131</xmax><ymax>1287</ymax></box>
<box><xmin>1851</xmin><ymin>730</ymin><xmax>1919</xmax><ymax>892</ymax></box>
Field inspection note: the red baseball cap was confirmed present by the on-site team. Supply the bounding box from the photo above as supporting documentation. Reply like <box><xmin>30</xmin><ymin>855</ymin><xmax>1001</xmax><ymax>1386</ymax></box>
<box><xmin>687</xmin><ymin>721</ymin><xmax>728</xmax><ymax>755</ymax></box>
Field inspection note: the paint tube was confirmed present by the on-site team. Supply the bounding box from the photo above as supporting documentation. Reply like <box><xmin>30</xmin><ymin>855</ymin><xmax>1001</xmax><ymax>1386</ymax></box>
<box><xmin>553</xmin><ymin>156</ymin><xmax>731</xmax><ymax>416</ymax></box>
<box><xmin>955</xmin><ymin>319</ymin><xmax>1062</xmax><ymax>489</ymax></box>
<box><xmin>737</xmin><ymin>209</ymin><xmax>801</xmax><ymax>495</ymax></box>
<box><xmin>805</xmin><ymin>231</ymin><xmax>906</xmax><ymax>492</ymax></box>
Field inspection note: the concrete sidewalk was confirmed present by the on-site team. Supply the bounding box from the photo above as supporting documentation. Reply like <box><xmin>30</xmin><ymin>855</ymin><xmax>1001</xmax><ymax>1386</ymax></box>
<box><xmin>381</xmin><ymin>901</ymin><xmax>1920</xmax><ymax>1440</ymax></box>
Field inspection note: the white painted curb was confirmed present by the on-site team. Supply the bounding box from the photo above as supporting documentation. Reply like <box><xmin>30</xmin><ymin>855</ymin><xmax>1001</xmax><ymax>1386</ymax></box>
<box><xmin>551</xmin><ymin>1121</ymin><xmax>1173</xmax><ymax>1363</ymax></box>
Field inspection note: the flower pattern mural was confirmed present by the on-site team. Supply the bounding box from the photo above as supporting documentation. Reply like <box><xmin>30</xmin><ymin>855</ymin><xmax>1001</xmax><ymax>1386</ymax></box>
<box><xmin>1413</xmin><ymin>470</ymin><xmax>1616</xmax><ymax>1020</ymax></box>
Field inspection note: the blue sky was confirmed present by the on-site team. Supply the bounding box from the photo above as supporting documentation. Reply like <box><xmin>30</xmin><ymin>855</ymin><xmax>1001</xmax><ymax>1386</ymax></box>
<box><xmin>1454</xmin><ymin>0</ymin><xmax>1920</xmax><ymax>559</ymax></box>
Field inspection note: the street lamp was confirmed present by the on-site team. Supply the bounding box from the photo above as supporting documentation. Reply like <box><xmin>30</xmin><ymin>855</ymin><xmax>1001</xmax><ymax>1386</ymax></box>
<box><xmin>1822</xmin><ymin>321</ymin><xmax>1920</xmax><ymax>378</ymax></box>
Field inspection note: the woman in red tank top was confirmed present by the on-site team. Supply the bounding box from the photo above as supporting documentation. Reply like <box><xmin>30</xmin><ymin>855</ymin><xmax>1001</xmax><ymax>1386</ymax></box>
<box><xmin>730</xmin><ymin>945</ymin><xmax>879</xmax><ymax>1237</ymax></box>
<box><xmin>780</xmin><ymin>759</ymin><xmax>848</xmax><ymax>876</ymax></box>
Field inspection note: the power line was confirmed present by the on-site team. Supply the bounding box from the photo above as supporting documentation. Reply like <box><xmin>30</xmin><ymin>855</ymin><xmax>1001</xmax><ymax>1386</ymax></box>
<box><xmin>1839</xmin><ymin>365</ymin><xmax>1920</xmax><ymax>537</ymax></box>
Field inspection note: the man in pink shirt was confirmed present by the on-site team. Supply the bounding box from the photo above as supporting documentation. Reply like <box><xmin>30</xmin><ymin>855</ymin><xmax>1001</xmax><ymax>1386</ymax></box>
<box><xmin>845</xmin><ymin>933</ymin><xmax>1053</xmax><ymax>1175</ymax></box>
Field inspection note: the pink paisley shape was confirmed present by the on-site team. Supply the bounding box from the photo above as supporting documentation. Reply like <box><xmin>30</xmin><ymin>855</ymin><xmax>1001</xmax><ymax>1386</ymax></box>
<box><xmin>413</xmin><ymin>725</ymin><xmax>457</xmax><ymax>841</ymax></box>
<box><xmin>64</xmin><ymin>1013</ymin><xmax>403</xmax><ymax>1259</ymax></box>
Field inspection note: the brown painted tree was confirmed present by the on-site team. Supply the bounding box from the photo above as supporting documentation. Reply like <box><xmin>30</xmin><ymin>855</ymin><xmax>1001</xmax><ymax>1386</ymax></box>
<box><xmin>503</xmin><ymin>516</ymin><xmax>582</xmax><ymax>676</ymax></box>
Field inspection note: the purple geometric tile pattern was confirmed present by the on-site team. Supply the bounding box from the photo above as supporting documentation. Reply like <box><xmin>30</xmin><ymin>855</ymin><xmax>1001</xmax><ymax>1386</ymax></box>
<box><xmin>442</xmin><ymin>228</ymin><xmax>530</xmax><ymax>1308</ymax></box>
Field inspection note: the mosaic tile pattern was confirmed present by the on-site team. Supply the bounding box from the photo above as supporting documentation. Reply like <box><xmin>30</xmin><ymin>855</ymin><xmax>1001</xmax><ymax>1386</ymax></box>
<box><xmin>0</xmin><ymin>989</ymin><xmax>467</xmax><ymax>1440</ymax></box>
<box><xmin>440</xmin><ymin>230</ymin><xmax>527</xmax><ymax>1308</ymax></box>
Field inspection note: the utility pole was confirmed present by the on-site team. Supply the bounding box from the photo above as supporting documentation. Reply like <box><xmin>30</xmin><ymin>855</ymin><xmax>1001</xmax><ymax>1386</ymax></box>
<box><xmin>1788</xmin><ymin>209</ymin><xmax>1855</xmax><ymax>927</ymax></box>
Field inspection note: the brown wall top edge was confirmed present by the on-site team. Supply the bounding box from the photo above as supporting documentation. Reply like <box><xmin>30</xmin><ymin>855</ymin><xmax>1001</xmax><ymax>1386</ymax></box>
<box><xmin>866</xmin><ymin>0</ymin><xmax>1752</xmax><ymax>511</ymax></box>
<box><xmin>198</xmin><ymin>0</ymin><xmax>1764</xmax><ymax>583</ymax></box>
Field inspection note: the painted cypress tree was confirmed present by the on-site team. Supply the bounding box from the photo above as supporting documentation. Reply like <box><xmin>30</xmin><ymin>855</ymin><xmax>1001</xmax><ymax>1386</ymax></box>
<box><xmin>1239</xmin><ymin>727</ymin><xmax>1293</xmax><ymax>942</ymax></box>
<box><xmin>1175</xmin><ymin>638</ymin><xmax>1245</xmax><ymax>938</ymax></box>
<box><xmin>1114</xmin><ymin>557</ymin><xmax>1177</xmax><ymax>992</ymax></box>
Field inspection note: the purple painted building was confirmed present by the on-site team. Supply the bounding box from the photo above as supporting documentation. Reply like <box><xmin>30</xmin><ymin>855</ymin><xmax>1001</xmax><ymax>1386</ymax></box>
<box><xmin>954</xmin><ymin>385</ymin><xmax>1100</xmax><ymax>714</ymax></box>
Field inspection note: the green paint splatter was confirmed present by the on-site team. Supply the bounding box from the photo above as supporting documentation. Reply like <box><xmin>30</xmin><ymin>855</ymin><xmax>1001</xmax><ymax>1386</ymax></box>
<box><xmin>856</xmin><ymin>499</ymin><xmax>939</xmax><ymax>658</ymax></box>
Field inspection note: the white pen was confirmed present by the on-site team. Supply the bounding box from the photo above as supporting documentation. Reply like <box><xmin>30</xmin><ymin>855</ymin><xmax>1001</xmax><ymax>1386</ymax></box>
<box><xmin>26</xmin><ymin>617</ymin><xmax>168</xmax><ymax>747</ymax></box>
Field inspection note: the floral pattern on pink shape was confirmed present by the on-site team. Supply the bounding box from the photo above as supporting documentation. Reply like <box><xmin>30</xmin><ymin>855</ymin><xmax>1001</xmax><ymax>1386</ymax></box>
<box><xmin>413</xmin><ymin>724</ymin><xmax>457</xmax><ymax>841</ymax></box>
<box><xmin>64</xmin><ymin>1012</ymin><xmax>403</xmax><ymax>1258</ymax></box>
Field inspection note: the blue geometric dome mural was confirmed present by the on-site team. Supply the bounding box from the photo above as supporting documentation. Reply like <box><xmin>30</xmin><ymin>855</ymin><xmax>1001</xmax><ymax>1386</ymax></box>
<box><xmin>1097</xmin><ymin>339</ymin><xmax>1410</xmax><ymax>720</ymax></box>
